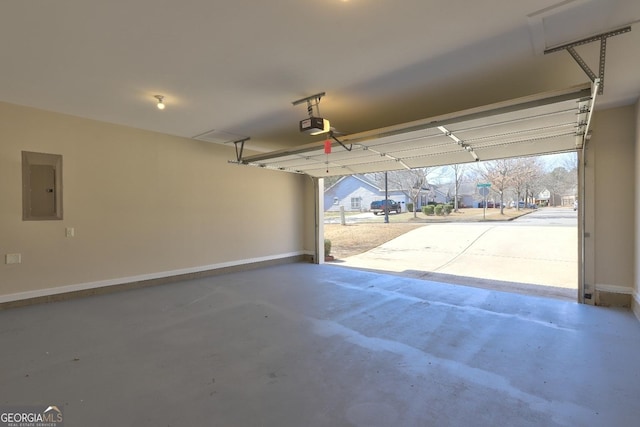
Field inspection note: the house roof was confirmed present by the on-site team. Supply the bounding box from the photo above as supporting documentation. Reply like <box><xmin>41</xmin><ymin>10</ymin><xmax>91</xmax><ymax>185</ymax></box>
<box><xmin>333</xmin><ymin>174</ymin><xmax>405</xmax><ymax>193</ymax></box>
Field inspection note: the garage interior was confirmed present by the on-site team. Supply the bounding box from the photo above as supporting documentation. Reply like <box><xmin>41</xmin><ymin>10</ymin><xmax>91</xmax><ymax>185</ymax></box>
<box><xmin>1</xmin><ymin>1</ymin><xmax>640</xmax><ymax>426</ymax></box>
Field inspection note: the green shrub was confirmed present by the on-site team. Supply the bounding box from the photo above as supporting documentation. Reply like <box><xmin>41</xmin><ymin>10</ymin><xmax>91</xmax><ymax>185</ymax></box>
<box><xmin>423</xmin><ymin>205</ymin><xmax>435</xmax><ymax>215</ymax></box>
<box><xmin>443</xmin><ymin>204</ymin><xmax>452</xmax><ymax>215</ymax></box>
<box><xmin>435</xmin><ymin>204</ymin><xmax>444</xmax><ymax>215</ymax></box>
<box><xmin>324</xmin><ymin>239</ymin><xmax>332</xmax><ymax>256</ymax></box>
<box><xmin>407</xmin><ymin>202</ymin><xmax>414</xmax><ymax>212</ymax></box>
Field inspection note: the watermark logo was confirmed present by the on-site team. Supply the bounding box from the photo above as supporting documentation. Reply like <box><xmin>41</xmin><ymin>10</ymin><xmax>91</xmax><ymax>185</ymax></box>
<box><xmin>0</xmin><ymin>405</ymin><xmax>63</xmax><ymax>427</ymax></box>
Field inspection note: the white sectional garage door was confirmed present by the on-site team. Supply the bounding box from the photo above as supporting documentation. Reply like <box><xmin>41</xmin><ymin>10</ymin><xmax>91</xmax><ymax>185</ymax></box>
<box><xmin>239</xmin><ymin>83</ymin><xmax>595</xmax><ymax>177</ymax></box>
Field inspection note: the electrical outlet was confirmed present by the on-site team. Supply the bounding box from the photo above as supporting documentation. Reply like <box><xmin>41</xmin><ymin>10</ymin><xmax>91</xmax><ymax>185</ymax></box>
<box><xmin>65</xmin><ymin>227</ymin><xmax>75</xmax><ymax>237</ymax></box>
<box><xmin>6</xmin><ymin>253</ymin><xmax>21</xmax><ymax>264</ymax></box>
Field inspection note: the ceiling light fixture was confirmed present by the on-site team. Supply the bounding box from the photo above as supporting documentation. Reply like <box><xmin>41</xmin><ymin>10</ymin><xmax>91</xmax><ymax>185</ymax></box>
<box><xmin>154</xmin><ymin>95</ymin><xmax>165</xmax><ymax>110</ymax></box>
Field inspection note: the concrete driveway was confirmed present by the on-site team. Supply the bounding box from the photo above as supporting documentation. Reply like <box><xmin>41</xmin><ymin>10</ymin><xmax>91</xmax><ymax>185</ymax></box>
<box><xmin>337</xmin><ymin>208</ymin><xmax>578</xmax><ymax>300</ymax></box>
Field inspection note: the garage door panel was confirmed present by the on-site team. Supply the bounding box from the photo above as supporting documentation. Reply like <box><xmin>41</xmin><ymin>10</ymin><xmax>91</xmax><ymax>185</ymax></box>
<box><xmin>306</xmin><ymin>158</ymin><xmax>408</xmax><ymax>176</ymax></box>
<box><xmin>384</xmin><ymin>143</ymin><xmax>463</xmax><ymax>159</ymax></box>
<box><xmin>364</xmin><ymin>128</ymin><xmax>443</xmax><ymax>148</ymax></box>
<box><xmin>403</xmin><ymin>151</ymin><xmax>478</xmax><ymax>168</ymax></box>
<box><xmin>470</xmin><ymin>130</ymin><xmax>577</xmax><ymax>150</ymax></box>
<box><xmin>458</xmin><ymin>119</ymin><xmax>577</xmax><ymax>143</ymax></box>
<box><xmin>476</xmin><ymin>135</ymin><xmax>577</xmax><ymax>160</ymax></box>
<box><xmin>446</xmin><ymin>102</ymin><xmax>578</xmax><ymax>133</ymax></box>
<box><xmin>370</xmin><ymin>136</ymin><xmax>450</xmax><ymax>154</ymax></box>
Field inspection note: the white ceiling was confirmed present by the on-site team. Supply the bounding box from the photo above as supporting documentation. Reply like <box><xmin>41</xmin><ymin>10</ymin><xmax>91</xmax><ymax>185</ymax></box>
<box><xmin>1</xmin><ymin>0</ymin><xmax>639</xmax><ymax>154</ymax></box>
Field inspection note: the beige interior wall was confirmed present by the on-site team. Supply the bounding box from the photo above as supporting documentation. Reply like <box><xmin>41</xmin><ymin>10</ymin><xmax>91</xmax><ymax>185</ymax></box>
<box><xmin>584</xmin><ymin>105</ymin><xmax>636</xmax><ymax>299</ymax></box>
<box><xmin>635</xmin><ymin>100</ymin><xmax>640</xmax><ymax>319</ymax></box>
<box><xmin>0</xmin><ymin>102</ymin><xmax>311</xmax><ymax>300</ymax></box>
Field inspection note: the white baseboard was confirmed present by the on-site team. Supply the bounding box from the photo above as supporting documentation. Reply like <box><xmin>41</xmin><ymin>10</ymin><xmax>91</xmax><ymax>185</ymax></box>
<box><xmin>594</xmin><ymin>283</ymin><xmax>633</xmax><ymax>294</ymax></box>
<box><xmin>0</xmin><ymin>251</ymin><xmax>306</xmax><ymax>304</ymax></box>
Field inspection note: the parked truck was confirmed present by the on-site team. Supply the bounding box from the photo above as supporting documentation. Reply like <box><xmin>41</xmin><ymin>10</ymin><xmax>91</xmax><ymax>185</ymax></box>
<box><xmin>370</xmin><ymin>199</ymin><xmax>401</xmax><ymax>215</ymax></box>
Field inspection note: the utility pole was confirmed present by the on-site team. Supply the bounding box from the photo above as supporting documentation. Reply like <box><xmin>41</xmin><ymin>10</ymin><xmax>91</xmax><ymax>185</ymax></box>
<box><xmin>384</xmin><ymin>171</ymin><xmax>389</xmax><ymax>223</ymax></box>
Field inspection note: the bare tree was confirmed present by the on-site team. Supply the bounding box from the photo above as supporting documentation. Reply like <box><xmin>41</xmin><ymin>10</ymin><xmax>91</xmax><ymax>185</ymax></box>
<box><xmin>510</xmin><ymin>157</ymin><xmax>543</xmax><ymax>210</ymax></box>
<box><xmin>476</xmin><ymin>159</ymin><xmax>517</xmax><ymax>214</ymax></box>
<box><xmin>542</xmin><ymin>166</ymin><xmax>574</xmax><ymax>206</ymax></box>
<box><xmin>384</xmin><ymin>168</ymin><xmax>444</xmax><ymax>218</ymax></box>
<box><xmin>450</xmin><ymin>163</ymin><xmax>467</xmax><ymax>212</ymax></box>
<box><xmin>560</xmin><ymin>152</ymin><xmax>578</xmax><ymax>173</ymax></box>
<box><xmin>388</xmin><ymin>169</ymin><xmax>426</xmax><ymax>218</ymax></box>
<box><xmin>323</xmin><ymin>175</ymin><xmax>343</xmax><ymax>190</ymax></box>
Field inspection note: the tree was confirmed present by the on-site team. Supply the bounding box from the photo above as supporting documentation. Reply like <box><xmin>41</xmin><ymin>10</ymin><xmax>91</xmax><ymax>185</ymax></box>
<box><xmin>542</xmin><ymin>166</ymin><xmax>574</xmax><ymax>206</ymax></box>
<box><xmin>560</xmin><ymin>152</ymin><xmax>578</xmax><ymax>173</ymax></box>
<box><xmin>388</xmin><ymin>169</ymin><xmax>427</xmax><ymax>218</ymax></box>
<box><xmin>476</xmin><ymin>159</ymin><xmax>516</xmax><ymax>214</ymax></box>
<box><xmin>383</xmin><ymin>168</ymin><xmax>444</xmax><ymax>218</ymax></box>
<box><xmin>323</xmin><ymin>175</ymin><xmax>343</xmax><ymax>190</ymax></box>
<box><xmin>450</xmin><ymin>163</ymin><xmax>467</xmax><ymax>212</ymax></box>
<box><xmin>510</xmin><ymin>158</ymin><xmax>543</xmax><ymax>210</ymax></box>
<box><xmin>324</xmin><ymin>175</ymin><xmax>341</xmax><ymax>188</ymax></box>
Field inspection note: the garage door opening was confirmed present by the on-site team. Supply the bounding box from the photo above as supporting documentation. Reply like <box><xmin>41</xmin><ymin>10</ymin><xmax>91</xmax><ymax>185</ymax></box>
<box><xmin>238</xmin><ymin>84</ymin><xmax>595</xmax><ymax>302</ymax></box>
<box><xmin>323</xmin><ymin>152</ymin><xmax>579</xmax><ymax>301</ymax></box>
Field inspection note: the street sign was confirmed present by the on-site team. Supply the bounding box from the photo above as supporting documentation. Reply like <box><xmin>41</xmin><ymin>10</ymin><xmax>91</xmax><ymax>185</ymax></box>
<box><xmin>477</xmin><ymin>183</ymin><xmax>491</xmax><ymax>188</ymax></box>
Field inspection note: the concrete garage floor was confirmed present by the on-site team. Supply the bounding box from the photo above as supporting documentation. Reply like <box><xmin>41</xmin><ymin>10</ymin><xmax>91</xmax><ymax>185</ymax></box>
<box><xmin>1</xmin><ymin>263</ymin><xmax>639</xmax><ymax>426</ymax></box>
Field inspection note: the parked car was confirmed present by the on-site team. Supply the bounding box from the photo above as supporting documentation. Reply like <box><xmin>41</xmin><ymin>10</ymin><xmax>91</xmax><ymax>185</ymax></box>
<box><xmin>514</xmin><ymin>201</ymin><xmax>537</xmax><ymax>209</ymax></box>
<box><xmin>479</xmin><ymin>201</ymin><xmax>500</xmax><ymax>208</ymax></box>
<box><xmin>370</xmin><ymin>199</ymin><xmax>401</xmax><ymax>215</ymax></box>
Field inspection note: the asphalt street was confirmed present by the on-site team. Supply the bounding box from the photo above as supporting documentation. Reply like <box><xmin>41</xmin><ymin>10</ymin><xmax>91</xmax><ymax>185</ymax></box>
<box><xmin>336</xmin><ymin>208</ymin><xmax>578</xmax><ymax>300</ymax></box>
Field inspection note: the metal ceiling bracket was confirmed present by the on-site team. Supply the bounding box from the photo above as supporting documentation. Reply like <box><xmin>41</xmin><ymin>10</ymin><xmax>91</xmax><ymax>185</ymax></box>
<box><xmin>566</xmin><ymin>46</ymin><xmax>597</xmax><ymax>82</ymax></box>
<box><xmin>292</xmin><ymin>92</ymin><xmax>326</xmax><ymax>117</ymax></box>
<box><xmin>329</xmin><ymin>131</ymin><xmax>353</xmax><ymax>152</ymax></box>
<box><xmin>292</xmin><ymin>92</ymin><xmax>326</xmax><ymax>106</ymax></box>
<box><xmin>544</xmin><ymin>26</ymin><xmax>631</xmax><ymax>95</ymax></box>
<box><xmin>233</xmin><ymin>137</ymin><xmax>250</xmax><ymax>163</ymax></box>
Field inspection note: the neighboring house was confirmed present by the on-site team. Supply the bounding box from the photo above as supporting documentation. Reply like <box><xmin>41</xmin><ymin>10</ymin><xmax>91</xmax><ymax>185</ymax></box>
<box><xmin>561</xmin><ymin>186</ymin><xmax>578</xmax><ymax>207</ymax></box>
<box><xmin>324</xmin><ymin>174</ymin><xmax>482</xmax><ymax>212</ymax></box>
<box><xmin>537</xmin><ymin>189</ymin><xmax>551</xmax><ymax>206</ymax></box>
<box><xmin>538</xmin><ymin>188</ymin><xmax>577</xmax><ymax>207</ymax></box>
<box><xmin>416</xmin><ymin>185</ymin><xmax>449</xmax><ymax>208</ymax></box>
<box><xmin>444</xmin><ymin>182</ymin><xmax>479</xmax><ymax>208</ymax></box>
<box><xmin>428</xmin><ymin>182</ymin><xmax>485</xmax><ymax>208</ymax></box>
<box><xmin>560</xmin><ymin>186</ymin><xmax>578</xmax><ymax>207</ymax></box>
<box><xmin>324</xmin><ymin>175</ymin><xmax>406</xmax><ymax>212</ymax></box>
